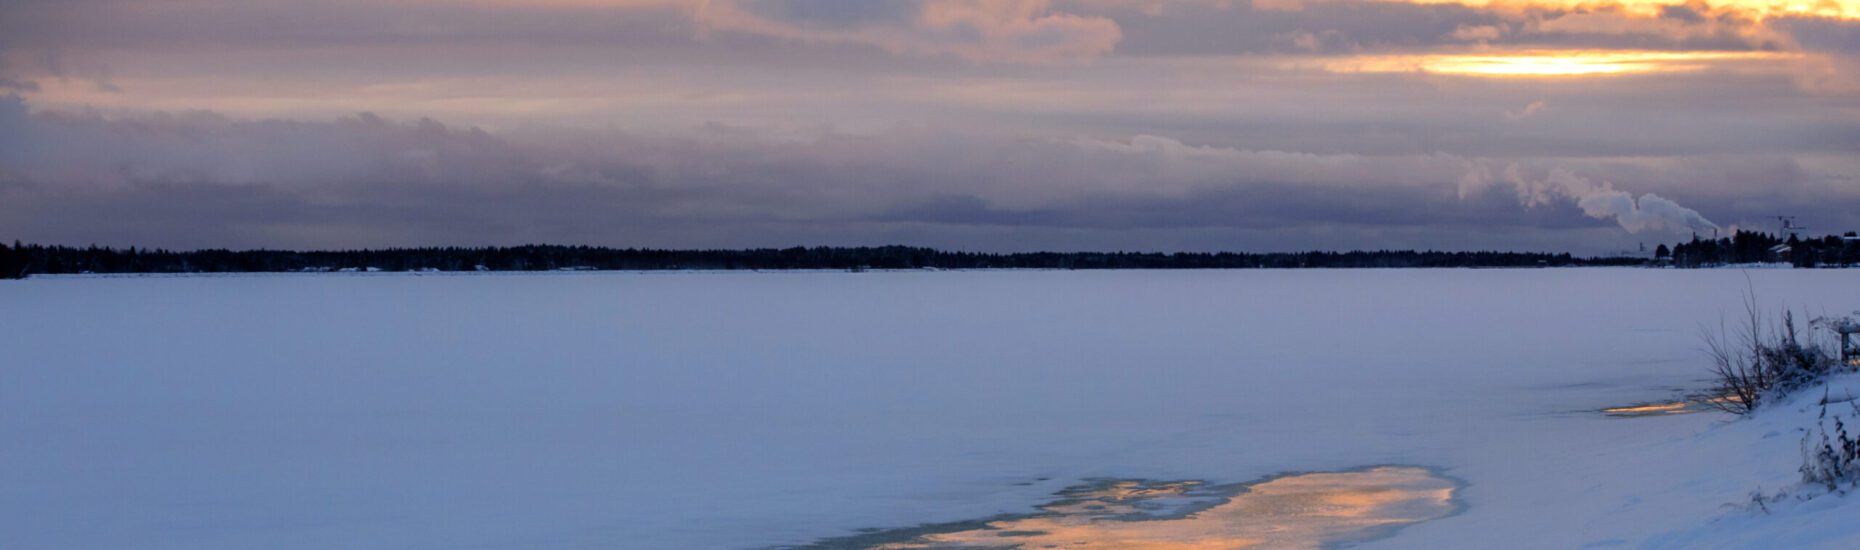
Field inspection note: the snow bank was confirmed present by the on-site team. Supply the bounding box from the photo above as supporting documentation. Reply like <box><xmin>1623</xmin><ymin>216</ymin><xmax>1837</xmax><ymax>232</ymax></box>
<box><xmin>1637</xmin><ymin>372</ymin><xmax>1860</xmax><ymax>549</ymax></box>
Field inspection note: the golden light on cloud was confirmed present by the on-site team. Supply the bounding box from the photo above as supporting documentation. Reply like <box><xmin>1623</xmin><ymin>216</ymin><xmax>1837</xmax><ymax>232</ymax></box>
<box><xmin>1315</xmin><ymin>50</ymin><xmax>1802</xmax><ymax>77</ymax></box>
<box><xmin>1397</xmin><ymin>0</ymin><xmax>1860</xmax><ymax>20</ymax></box>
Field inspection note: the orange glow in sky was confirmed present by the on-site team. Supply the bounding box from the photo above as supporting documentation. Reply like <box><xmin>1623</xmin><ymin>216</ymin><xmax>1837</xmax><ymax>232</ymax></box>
<box><xmin>1396</xmin><ymin>0</ymin><xmax>1860</xmax><ymax>20</ymax></box>
<box><xmin>1317</xmin><ymin>50</ymin><xmax>1801</xmax><ymax>77</ymax></box>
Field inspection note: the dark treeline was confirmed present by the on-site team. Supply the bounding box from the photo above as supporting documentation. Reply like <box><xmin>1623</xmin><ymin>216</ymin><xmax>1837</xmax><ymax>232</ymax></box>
<box><xmin>0</xmin><ymin>241</ymin><xmax>1627</xmax><ymax>278</ymax></box>
<box><xmin>1660</xmin><ymin>231</ymin><xmax>1860</xmax><ymax>268</ymax></box>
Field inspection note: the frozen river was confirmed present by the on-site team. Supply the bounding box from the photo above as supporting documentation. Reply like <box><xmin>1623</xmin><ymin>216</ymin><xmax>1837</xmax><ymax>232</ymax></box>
<box><xmin>3</xmin><ymin>268</ymin><xmax>1854</xmax><ymax>549</ymax></box>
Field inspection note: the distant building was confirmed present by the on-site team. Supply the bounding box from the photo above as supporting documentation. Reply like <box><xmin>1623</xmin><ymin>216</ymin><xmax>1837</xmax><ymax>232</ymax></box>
<box><xmin>1609</xmin><ymin>243</ymin><xmax>1655</xmax><ymax>260</ymax></box>
<box><xmin>1767</xmin><ymin>244</ymin><xmax>1793</xmax><ymax>263</ymax></box>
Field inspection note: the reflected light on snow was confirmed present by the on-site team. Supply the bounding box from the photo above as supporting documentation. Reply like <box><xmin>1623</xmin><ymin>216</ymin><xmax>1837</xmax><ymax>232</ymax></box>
<box><xmin>876</xmin><ymin>466</ymin><xmax>1458</xmax><ymax>550</ymax></box>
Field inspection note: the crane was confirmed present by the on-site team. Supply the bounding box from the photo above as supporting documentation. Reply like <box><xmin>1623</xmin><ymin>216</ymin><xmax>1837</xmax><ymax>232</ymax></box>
<box><xmin>1775</xmin><ymin>216</ymin><xmax>1807</xmax><ymax>239</ymax></box>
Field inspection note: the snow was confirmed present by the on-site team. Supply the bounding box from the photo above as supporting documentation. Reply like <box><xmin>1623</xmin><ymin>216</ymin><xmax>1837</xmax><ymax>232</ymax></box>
<box><xmin>1633</xmin><ymin>371</ymin><xmax>1860</xmax><ymax>549</ymax></box>
<box><xmin>2</xmin><ymin>268</ymin><xmax>1858</xmax><ymax>549</ymax></box>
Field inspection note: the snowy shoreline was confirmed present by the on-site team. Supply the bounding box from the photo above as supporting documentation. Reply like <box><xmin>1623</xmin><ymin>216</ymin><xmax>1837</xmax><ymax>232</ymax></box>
<box><xmin>1635</xmin><ymin>372</ymin><xmax>1860</xmax><ymax>548</ymax></box>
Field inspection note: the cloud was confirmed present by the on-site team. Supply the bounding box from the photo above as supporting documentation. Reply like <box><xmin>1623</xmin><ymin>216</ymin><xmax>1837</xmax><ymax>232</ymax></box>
<box><xmin>0</xmin><ymin>0</ymin><xmax>1856</xmax><ymax>253</ymax></box>
<box><xmin>5</xmin><ymin>101</ymin><xmax>1784</xmax><ymax>253</ymax></box>
<box><xmin>1283</xmin><ymin>29</ymin><xmax>1361</xmax><ymax>52</ymax></box>
<box><xmin>694</xmin><ymin>0</ymin><xmax>1123</xmax><ymax>63</ymax></box>
<box><xmin>1505</xmin><ymin>100</ymin><xmax>1546</xmax><ymax>120</ymax></box>
<box><xmin>0</xmin><ymin>103</ymin><xmax>1483</xmax><ymax>246</ymax></box>
<box><xmin>1659</xmin><ymin>3</ymin><xmax>1710</xmax><ymax>24</ymax></box>
<box><xmin>3</xmin><ymin>1</ymin><xmax>1819</xmax><ymax>65</ymax></box>
<box><xmin>0</xmin><ymin>77</ymin><xmax>38</xmax><ymax>92</ymax></box>
<box><xmin>1450</xmin><ymin>23</ymin><xmax>1506</xmax><ymax>42</ymax></box>
<box><xmin>3</xmin><ymin>102</ymin><xmax>538</xmax><ymax>190</ymax></box>
<box><xmin>735</xmin><ymin>0</ymin><xmax>927</xmax><ymax>29</ymax></box>
<box><xmin>0</xmin><ymin>1</ymin><xmax>1127</xmax><ymax>65</ymax></box>
<box><xmin>5</xmin><ymin>0</ymin><xmax>1856</xmax><ymax>85</ymax></box>
<box><xmin>1065</xmin><ymin>0</ymin><xmax>1815</xmax><ymax>55</ymax></box>
<box><xmin>1520</xmin><ymin>5</ymin><xmax>1793</xmax><ymax>51</ymax></box>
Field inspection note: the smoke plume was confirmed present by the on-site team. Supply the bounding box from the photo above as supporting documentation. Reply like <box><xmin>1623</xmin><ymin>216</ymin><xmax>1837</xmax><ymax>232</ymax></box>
<box><xmin>1460</xmin><ymin>163</ymin><xmax>1719</xmax><ymax>234</ymax></box>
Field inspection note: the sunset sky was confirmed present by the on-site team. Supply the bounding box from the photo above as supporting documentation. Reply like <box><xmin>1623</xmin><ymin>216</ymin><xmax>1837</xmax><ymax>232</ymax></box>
<box><xmin>3</xmin><ymin>0</ymin><xmax>1858</xmax><ymax>253</ymax></box>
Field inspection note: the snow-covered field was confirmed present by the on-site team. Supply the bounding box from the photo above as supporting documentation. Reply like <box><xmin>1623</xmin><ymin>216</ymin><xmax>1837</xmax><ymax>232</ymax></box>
<box><xmin>2</xmin><ymin>268</ymin><xmax>1857</xmax><ymax>549</ymax></box>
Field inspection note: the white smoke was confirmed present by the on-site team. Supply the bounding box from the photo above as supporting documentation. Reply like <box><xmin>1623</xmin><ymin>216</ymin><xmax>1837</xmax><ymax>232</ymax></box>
<box><xmin>1460</xmin><ymin>162</ymin><xmax>1718</xmax><ymax>234</ymax></box>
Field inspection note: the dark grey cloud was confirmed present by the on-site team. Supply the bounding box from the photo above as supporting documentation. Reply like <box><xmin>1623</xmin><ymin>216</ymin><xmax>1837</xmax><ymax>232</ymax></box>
<box><xmin>1100</xmin><ymin>1</ymin><xmax>1499</xmax><ymax>55</ymax></box>
<box><xmin>1659</xmin><ymin>4</ymin><xmax>1708</xmax><ymax>24</ymax></box>
<box><xmin>0</xmin><ymin>1</ymin><xmax>696</xmax><ymax>51</ymax></box>
<box><xmin>1077</xmin><ymin>0</ymin><xmax>1794</xmax><ymax>55</ymax></box>
<box><xmin>0</xmin><ymin>77</ymin><xmax>36</xmax><ymax>92</ymax></box>
<box><xmin>1780</xmin><ymin>16</ymin><xmax>1860</xmax><ymax>53</ymax></box>
<box><xmin>741</xmin><ymin>0</ymin><xmax>926</xmax><ymax>29</ymax></box>
<box><xmin>876</xmin><ymin>181</ymin><xmax>1604</xmax><ymax>232</ymax></box>
<box><xmin>4</xmin><ymin>98</ymin><xmax>1856</xmax><ymax>254</ymax></box>
<box><xmin>0</xmin><ymin>0</ymin><xmax>1836</xmax><ymax>71</ymax></box>
<box><xmin>955</xmin><ymin>66</ymin><xmax>1860</xmax><ymax>161</ymax></box>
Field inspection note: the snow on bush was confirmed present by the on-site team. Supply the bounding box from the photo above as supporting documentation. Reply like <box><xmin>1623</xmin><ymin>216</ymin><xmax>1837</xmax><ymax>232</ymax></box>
<box><xmin>1801</xmin><ymin>393</ymin><xmax>1860</xmax><ymax>492</ymax></box>
<box><xmin>1704</xmin><ymin>303</ymin><xmax>1844</xmax><ymax>414</ymax></box>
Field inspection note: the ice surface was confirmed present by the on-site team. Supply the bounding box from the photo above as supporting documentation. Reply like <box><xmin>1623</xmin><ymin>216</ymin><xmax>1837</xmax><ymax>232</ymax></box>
<box><xmin>2</xmin><ymin>268</ymin><xmax>1857</xmax><ymax>549</ymax></box>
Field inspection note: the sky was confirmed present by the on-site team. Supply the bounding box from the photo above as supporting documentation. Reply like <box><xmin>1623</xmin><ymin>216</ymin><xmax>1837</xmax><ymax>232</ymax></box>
<box><xmin>1</xmin><ymin>0</ymin><xmax>1858</xmax><ymax>254</ymax></box>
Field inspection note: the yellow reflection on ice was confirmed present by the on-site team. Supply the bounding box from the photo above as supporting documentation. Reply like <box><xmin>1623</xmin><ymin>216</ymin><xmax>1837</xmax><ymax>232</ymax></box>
<box><xmin>1602</xmin><ymin>393</ymin><xmax>1741</xmax><ymax>417</ymax></box>
<box><xmin>1317</xmin><ymin>50</ymin><xmax>1798</xmax><ymax>77</ymax></box>
<box><xmin>877</xmin><ymin>467</ymin><xmax>1458</xmax><ymax>550</ymax></box>
<box><xmin>1601</xmin><ymin>402</ymin><xmax>1690</xmax><ymax>415</ymax></box>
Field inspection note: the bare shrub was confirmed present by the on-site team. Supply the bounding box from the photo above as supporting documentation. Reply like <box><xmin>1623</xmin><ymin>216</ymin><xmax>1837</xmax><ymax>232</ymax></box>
<box><xmin>1702</xmin><ymin>295</ymin><xmax>1841</xmax><ymax>415</ymax></box>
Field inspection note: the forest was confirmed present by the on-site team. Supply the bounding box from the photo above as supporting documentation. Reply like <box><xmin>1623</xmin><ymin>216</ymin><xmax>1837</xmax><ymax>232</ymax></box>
<box><xmin>0</xmin><ymin>242</ymin><xmax>1622</xmax><ymax>278</ymax></box>
<box><xmin>1661</xmin><ymin>231</ymin><xmax>1860</xmax><ymax>268</ymax></box>
<box><xmin>4</xmin><ymin>232</ymin><xmax>1854</xmax><ymax>279</ymax></box>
